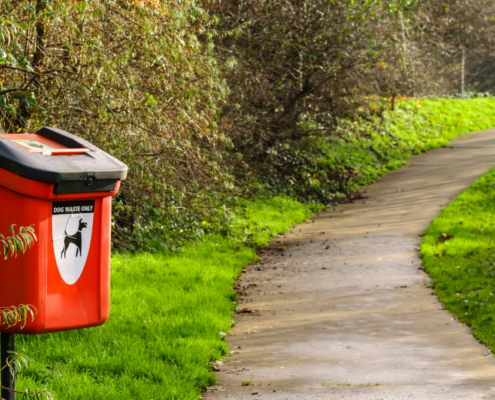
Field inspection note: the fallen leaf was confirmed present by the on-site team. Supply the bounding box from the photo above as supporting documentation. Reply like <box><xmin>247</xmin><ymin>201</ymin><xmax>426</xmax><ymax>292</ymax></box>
<box><xmin>437</xmin><ymin>233</ymin><xmax>453</xmax><ymax>242</ymax></box>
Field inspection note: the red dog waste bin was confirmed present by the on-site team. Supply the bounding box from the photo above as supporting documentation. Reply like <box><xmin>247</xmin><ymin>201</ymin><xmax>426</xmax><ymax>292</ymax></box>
<box><xmin>0</xmin><ymin>127</ymin><xmax>127</xmax><ymax>333</ymax></box>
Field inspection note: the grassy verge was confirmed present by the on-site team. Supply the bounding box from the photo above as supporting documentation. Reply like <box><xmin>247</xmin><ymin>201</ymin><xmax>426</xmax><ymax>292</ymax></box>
<box><xmin>277</xmin><ymin>97</ymin><xmax>495</xmax><ymax>203</ymax></box>
<box><xmin>17</xmin><ymin>197</ymin><xmax>314</xmax><ymax>399</ymax></box>
<box><xmin>421</xmin><ymin>169</ymin><xmax>495</xmax><ymax>351</ymax></box>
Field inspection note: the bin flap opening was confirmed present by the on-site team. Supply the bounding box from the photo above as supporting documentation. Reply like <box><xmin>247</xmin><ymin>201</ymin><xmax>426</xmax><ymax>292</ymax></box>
<box><xmin>1</xmin><ymin>134</ymin><xmax>91</xmax><ymax>155</ymax></box>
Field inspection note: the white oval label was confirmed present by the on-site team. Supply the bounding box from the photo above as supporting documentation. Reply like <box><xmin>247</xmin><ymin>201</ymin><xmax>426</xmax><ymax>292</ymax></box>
<box><xmin>52</xmin><ymin>200</ymin><xmax>94</xmax><ymax>285</ymax></box>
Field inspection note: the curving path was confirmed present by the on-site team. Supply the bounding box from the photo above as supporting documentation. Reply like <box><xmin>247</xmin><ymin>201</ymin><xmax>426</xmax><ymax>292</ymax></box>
<box><xmin>208</xmin><ymin>128</ymin><xmax>495</xmax><ymax>400</ymax></box>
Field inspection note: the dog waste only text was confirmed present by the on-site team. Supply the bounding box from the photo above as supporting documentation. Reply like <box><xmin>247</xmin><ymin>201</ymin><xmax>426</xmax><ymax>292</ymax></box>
<box><xmin>53</xmin><ymin>204</ymin><xmax>94</xmax><ymax>214</ymax></box>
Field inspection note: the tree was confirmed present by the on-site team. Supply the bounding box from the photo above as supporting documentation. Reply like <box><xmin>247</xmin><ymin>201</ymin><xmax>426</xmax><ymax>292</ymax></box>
<box><xmin>0</xmin><ymin>0</ymin><xmax>234</xmax><ymax>251</ymax></box>
<box><xmin>410</xmin><ymin>0</ymin><xmax>495</xmax><ymax>94</ymax></box>
<box><xmin>215</xmin><ymin>0</ymin><xmax>424</xmax><ymax>193</ymax></box>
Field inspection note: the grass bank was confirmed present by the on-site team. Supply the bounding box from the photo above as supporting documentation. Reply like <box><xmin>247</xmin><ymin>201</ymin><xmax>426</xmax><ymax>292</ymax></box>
<box><xmin>277</xmin><ymin>97</ymin><xmax>495</xmax><ymax>203</ymax></box>
<box><xmin>17</xmin><ymin>197</ymin><xmax>314</xmax><ymax>399</ymax></box>
<box><xmin>421</xmin><ymin>169</ymin><xmax>495</xmax><ymax>352</ymax></box>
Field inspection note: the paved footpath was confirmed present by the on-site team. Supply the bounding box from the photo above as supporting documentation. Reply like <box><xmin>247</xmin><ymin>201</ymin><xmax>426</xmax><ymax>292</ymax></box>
<box><xmin>208</xmin><ymin>129</ymin><xmax>495</xmax><ymax>400</ymax></box>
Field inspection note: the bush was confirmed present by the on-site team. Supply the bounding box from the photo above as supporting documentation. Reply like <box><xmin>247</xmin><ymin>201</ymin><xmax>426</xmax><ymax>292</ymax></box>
<box><xmin>253</xmin><ymin>97</ymin><xmax>495</xmax><ymax>203</ymax></box>
<box><xmin>0</xmin><ymin>0</ymin><xmax>233</xmax><ymax>250</ymax></box>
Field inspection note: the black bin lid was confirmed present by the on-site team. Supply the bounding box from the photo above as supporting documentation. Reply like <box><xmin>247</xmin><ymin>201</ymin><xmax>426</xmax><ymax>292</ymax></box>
<box><xmin>0</xmin><ymin>127</ymin><xmax>127</xmax><ymax>184</ymax></box>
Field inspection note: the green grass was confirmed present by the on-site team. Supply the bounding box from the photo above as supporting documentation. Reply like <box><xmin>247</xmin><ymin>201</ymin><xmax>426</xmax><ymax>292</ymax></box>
<box><xmin>421</xmin><ymin>169</ymin><xmax>495</xmax><ymax>350</ymax></box>
<box><xmin>16</xmin><ymin>196</ymin><xmax>313</xmax><ymax>399</ymax></box>
<box><xmin>226</xmin><ymin>196</ymin><xmax>322</xmax><ymax>247</ymax></box>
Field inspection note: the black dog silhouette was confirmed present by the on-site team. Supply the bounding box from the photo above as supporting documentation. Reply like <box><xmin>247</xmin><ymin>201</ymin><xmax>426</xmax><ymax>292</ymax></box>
<box><xmin>61</xmin><ymin>218</ymin><xmax>87</xmax><ymax>258</ymax></box>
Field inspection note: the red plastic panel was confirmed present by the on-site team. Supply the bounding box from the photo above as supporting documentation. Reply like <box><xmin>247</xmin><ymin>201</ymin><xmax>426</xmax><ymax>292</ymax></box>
<box><xmin>0</xmin><ymin>167</ymin><xmax>117</xmax><ymax>334</ymax></box>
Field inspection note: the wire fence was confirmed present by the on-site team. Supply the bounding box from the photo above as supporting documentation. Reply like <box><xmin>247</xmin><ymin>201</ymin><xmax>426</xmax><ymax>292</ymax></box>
<box><xmin>416</xmin><ymin>47</ymin><xmax>495</xmax><ymax>97</ymax></box>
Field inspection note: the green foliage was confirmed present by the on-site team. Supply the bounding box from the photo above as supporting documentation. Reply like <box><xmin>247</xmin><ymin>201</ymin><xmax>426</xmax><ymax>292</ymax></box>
<box><xmin>0</xmin><ymin>224</ymin><xmax>37</xmax><ymax>330</ymax></box>
<box><xmin>0</xmin><ymin>18</ymin><xmax>22</xmax><ymax>47</ymax></box>
<box><xmin>16</xmin><ymin>197</ymin><xmax>313</xmax><ymax>399</ymax></box>
<box><xmin>0</xmin><ymin>304</ymin><xmax>36</xmax><ymax>330</ymax></box>
<box><xmin>224</xmin><ymin>196</ymin><xmax>318</xmax><ymax>247</ymax></box>
<box><xmin>0</xmin><ymin>223</ymin><xmax>51</xmax><ymax>399</ymax></box>
<box><xmin>0</xmin><ymin>0</ymin><xmax>233</xmax><ymax>250</ymax></box>
<box><xmin>124</xmin><ymin>194</ymin><xmax>317</xmax><ymax>253</ymax></box>
<box><xmin>0</xmin><ymin>224</ymin><xmax>36</xmax><ymax>260</ymax></box>
<box><xmin>87</xmin><ymin>97</ymin><xmax>495</xmax><ymax>251</ymax></box>
<box><xmin>1</xmin><ymin>352</ymin><xmax>53</xmax><ymax>399</ymax></box>
<box><xmin>421</xmin><ymin>169</ymin><xmax>495</xmax><ymax>353</ymax></box>
<box><xmin>265</xmin><ymin>97</ymin><xmax>495</xmax><ymax>203</ymax></box>
<box><xmin>18</xmin><ymin>388</ymin><xmax>53</xmax><ymax>400</ymax></box>
<box><xmin>216</xmin><ymin>0</ymin><xmax>432</xmax><ymax>192</ymax></box>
